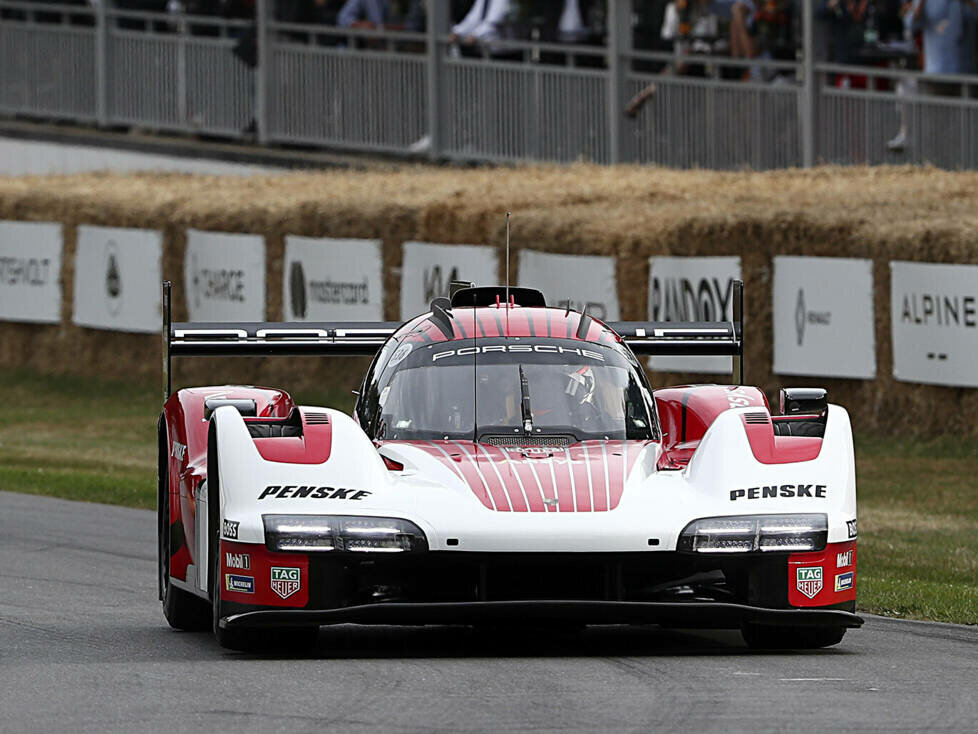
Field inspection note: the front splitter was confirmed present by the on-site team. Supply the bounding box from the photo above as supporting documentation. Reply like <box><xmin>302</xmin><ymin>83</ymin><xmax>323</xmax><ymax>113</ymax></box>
<box><xmin>222</xmin><ymin>600</ymin><xmax>863</xmax><ymax>630</ymax></box>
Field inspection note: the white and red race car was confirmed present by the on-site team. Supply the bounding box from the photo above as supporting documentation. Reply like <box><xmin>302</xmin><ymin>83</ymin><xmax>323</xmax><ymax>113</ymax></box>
<box><xmin>158</xmin><ymin>282</ymin><xmax>861</xmax><ymax>650</ymax></box>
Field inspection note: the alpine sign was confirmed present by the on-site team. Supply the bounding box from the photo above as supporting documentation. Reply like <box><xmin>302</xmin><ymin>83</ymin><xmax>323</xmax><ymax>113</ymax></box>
<box><xmin>891</xmin><ymin>261</ymin><xmax>978</xmax><ymax>387</ymax></box>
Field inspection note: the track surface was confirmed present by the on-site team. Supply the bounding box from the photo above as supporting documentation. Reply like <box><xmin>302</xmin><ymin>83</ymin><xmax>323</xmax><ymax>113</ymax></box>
<box><xmin>2</xmin><ymin>491</ymin><xmax>976</xmax><ymax>733</ymax></box>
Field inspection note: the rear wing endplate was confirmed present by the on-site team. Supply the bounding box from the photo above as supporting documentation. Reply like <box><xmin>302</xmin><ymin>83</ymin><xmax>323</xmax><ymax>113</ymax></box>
<box><xmin>607</xmin><ymin>280</ymin><xmax>744</xmax><ymax>384</ymax></box>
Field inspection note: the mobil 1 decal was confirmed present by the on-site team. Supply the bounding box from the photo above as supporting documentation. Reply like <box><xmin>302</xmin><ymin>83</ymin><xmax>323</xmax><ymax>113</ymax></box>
<box><xmin>729</xmin><ymin>484</ymin><xmax>827</xmax><ymax>501</ymax></box>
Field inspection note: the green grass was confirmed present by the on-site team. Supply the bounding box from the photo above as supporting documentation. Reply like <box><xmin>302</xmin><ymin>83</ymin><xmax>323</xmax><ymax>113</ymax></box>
<box><xmin>1</xmin><ymin>368</ymin><xmax>975</xmax><ymax>625</ymax></box>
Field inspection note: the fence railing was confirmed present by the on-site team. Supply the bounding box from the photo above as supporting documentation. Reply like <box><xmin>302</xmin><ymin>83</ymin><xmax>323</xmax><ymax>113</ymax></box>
<box><xmin>2</xmin><ymin>0</ymin><xmax>977</xmax><ymax>169</ymax></box>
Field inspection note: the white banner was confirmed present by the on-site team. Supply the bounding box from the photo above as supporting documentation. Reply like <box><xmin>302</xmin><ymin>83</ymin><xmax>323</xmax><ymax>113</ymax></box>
<box><xmin>400</xmin><ymin>241</ymin><xmax>498</xmax><ymax>319</ymax></box>
<box><xmin>184</xmin><ymin>229</ymin><xmax>265</xmax><ymax>322</ymax></box>
<box><xmin>283</xmin><ymin>236</ymin><xmax>383</xmax><ymax>321</ymax></box>
<box><xmin>0</xmin><ymin>221</ymin><xmax>62</xmax><ymax>324</ymax></box>
<box><xmin>73</xmin><ymin>226</ymin><xmax>162</xmax><ymax>333</ymax></box>
<box><xmin>773</xmin><ymin>256</ymin><xmax>876</xmax><ymax>379</ymax></box>
<box><xmin>517</xmin><ymin>250</ymin><xmax>620</xmax><ymax>321</ymax></box>
<box><xmin>891</xmin><ymin>261</ymin><xmax>978</xmax><ymax>387</ymax></box>
<box><xmin>648</xmin><ymin>256</ymin><xmax>742</xmax><ymax>373</ymax></box>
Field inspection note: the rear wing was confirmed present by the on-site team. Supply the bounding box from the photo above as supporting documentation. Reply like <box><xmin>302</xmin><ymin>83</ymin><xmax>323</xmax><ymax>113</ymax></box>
<box><xmin>608</xmin><ymin>279</ymin><xmax>744</xmax><ymax>384</ymax></box>
<box><xmin>162</xmin><ymin>279</ymin><xmax>745</xmax><ymax>401</ymax></box>
<box><xmin>161</xmin><ymin>282</ymin><xmax>397</xmax><ymax>401</ymax></box>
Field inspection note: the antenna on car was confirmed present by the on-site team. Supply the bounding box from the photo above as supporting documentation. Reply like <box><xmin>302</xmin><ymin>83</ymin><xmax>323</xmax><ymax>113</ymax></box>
<box><xmin>505</xmin><ymin>211</ymin><xmax>511</xmax><ymax>307</ymax></box>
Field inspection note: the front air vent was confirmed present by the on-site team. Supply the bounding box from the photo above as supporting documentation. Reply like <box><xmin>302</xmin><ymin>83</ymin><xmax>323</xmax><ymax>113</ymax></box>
<box><xmin>482</xmin><ymin>435</ymin><xmax>573</xmax><ymax>448</ymax></box>
<box><xmin>743</xmin><ymin>412</ymin><xmax>771</xmax><ymax>425</ymax></box>
<box><xmin>303</xmin><ymin>412</ymin><xmax>330</xmax><ymax>425</ymax></box>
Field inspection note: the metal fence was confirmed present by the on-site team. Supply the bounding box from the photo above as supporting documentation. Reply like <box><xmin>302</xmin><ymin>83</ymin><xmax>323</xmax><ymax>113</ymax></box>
<box><xmin>2</xmin><ymin>0</ymin><xmax>978</xmax><ymax>169</ymax></box>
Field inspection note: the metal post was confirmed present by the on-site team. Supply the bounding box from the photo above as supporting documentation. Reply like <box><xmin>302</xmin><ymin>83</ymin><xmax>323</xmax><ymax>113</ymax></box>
<box><xmin>606</xmin><ymin>0</ymin><xmax>625</xmax><ymax>163</ymax></box>
<box><xmin>177</xmin><ymin>13</ymin><xmax>188</xmax><ymax>128</ymax></box>
<box><xmin>162</xmin><ymin>281</ymin><xmax>172</xmax><ymax>403</ymax></box>
<box><xmin>801</xmin><ymin>0</ymin><xmax>816</xmax><ymax>167</ymax></box>
<box><xmin>256</xmin><ymin>0</ymin><xmax>270</xmax><ymax>145</ymax></box>
<box><xmin>95</xmin><ymin>0</ymin><xmax>108</xmax><ymax>126</ymax></box>
<box><xmin>426</xmin><ymin>0</ymin><xmax>449</xmax><ymax>159</ymax></box>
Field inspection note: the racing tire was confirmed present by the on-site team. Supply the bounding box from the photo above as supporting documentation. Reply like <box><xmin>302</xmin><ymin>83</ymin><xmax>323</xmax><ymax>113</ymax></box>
<box><xmin>159</xmin><ymin>420</ymin><xmax>210</xmax><ymax>631</ymax></box>
<box><xmin>741</xmin><ymin>623</ymin><xmax>846</xmax><ymax>650</ymax></box>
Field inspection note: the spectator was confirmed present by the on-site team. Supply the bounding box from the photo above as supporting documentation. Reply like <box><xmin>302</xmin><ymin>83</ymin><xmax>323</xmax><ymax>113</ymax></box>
<box><xmin>818</xmin><ymin>0</ymin><xmax>868</xmax><ymax>66</ymax></box>
<box><xmin>450</xmin><ymin>0</ymin><xmax>511</xmax><ymax>45</ymax></box>
<box><xmin>337</xmin><ymin>0</ymin><xmax>390</xmax><ymax>28</ymax></box>
<box><xmin>911</xmin><ymin>0</ymin><xmax>977</xmax><ymax>83</ymax></box>
<box><xmin>523</xmin><ymin>0</ymin><xmax>599</xmax><ymax>43</ymax></box>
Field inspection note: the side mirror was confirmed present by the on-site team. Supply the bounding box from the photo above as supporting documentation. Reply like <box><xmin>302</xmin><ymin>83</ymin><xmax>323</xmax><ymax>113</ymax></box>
<box><xmin>779</xmin><ymin>388</ymin><xmax>827</xmax><ymax>416</ymax></box>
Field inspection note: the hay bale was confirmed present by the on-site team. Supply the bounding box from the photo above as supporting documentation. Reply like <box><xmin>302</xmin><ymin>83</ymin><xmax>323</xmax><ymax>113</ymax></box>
<box><xmin>2</xmin><ymin>165</ymin><xmax>978</xmax><ymax>434</ymax></box>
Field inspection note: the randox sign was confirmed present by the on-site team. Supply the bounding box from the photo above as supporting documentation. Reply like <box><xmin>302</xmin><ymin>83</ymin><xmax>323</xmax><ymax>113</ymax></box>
<box><xmin>647</xmin><ymin>256</ymin><xmax>741</xmax><ymax>374</ymax></box>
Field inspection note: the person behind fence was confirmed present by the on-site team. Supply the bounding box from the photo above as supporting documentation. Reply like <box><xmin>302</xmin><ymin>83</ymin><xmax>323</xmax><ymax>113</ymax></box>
<box><xmin>450</xmin><ymin>0</ymin><xmax>511</xmax><ymax>48</ymax></box>
<box><xmin>337</xmin><ymin>0</ymin><xmax>390</xmax><ymax>28</ymax></box>
<box><xmin>624</xmin><ymin>0</ymin><xmax>759</xmax><ymax>117</ymax></box>
<box><xmin>910</xmin><ymin>0</ymin><xmax>977</xmax><ymax>85</ymax></box>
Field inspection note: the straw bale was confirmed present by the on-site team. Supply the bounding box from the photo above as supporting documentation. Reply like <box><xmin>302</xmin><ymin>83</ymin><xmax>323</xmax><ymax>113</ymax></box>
<box><xmin>2</xmin><ymin>165</ymin><xmax>978</xmax><ymax>434</ymax></box>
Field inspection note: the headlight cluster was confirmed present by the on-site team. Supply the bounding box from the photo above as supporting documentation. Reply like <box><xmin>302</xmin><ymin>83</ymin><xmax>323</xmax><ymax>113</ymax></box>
<box><xmin>263</xmin><ymin>515</ymin><xmax>428</xmax><ymax>553</ymax></box>
<box><xmin>677</xmin><ymin>514</ymin><xmax>827</xmax><ymax>553</ymax></box>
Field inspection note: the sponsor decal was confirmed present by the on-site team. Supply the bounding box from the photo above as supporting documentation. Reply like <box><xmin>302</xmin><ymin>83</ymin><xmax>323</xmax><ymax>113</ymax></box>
<box><xmin>794</xmin><ymin>288</ymin><xmax>831</xmax><ymax>347</ymax></box>
<box><xmin>289</xmin><ymin>260</ymin><xmax>306</xmax><ymax>319</ymax></box>
<box><xmin>837</xmin><ymin>550</ymin><xmax>853</xmax><ymax>568</ymax></box>
<box><xmin>222</xmin><ymin>519</ymin><xmax>239</xmax><ymax>540</ymax></box>
<box><xmin>542</xmin><ymin>497</ymin><xmax>559</xmax><ymax>508</ymax></box>
<box><xmin>389</xmin><ymin>342</ymin><xmax>413</xmax><ymax>367</ymax></box>
<box><xmin>725</xmin><ymin>385</ymin><xmax>756</xmax><ymax>410</ymax></box>
<box><xmin>170</xmin><ymin>440</ymin><xmax>186</xmax><ymax>462</ymax></box>
<box><xmin>834</xmin><ymin>571</ymin><xmax>854</xmax><ymax>592</ymax></box>
<box><xmin>258</xmin><ymin>485</ymin><xmax>372</xmax><ymax>501</ymax></box>
<box><xmin>0</xmin><ymin>256</ymin><xmax>52</xmax><ymax>286</ymax></box>
<box><xmin>432</xmin><ymin>344</ymin><xmax>606</xmax><ymax>363</ymax></box>
<box><xmin>225</xmin><ymin>552</ymin><xmax>250</xmax><ymax>570</ymax></box>
<box><xmin>729</xmin><ymin>484</ymin><xmax>827</xmax><ymax>501</ymax></box>
<box><xmin>225</xmin><ymin>574</ymin><xmax>254</xmax><ymax>594</ymax></box>
<box><xmin>796</xmin><ymin>566</ymin><xmax>823</xmax><ymax>599</ymax></box>
<box><xmin>104</xmin><ymin>240</ymin><xmax>122</xmax><ymax>316</ymax></box>
<box><xmin>847</xmin><ymin>519</ymin><xmax>858</xmax><ymax>538</ymax></box>
<box><xmin>270</xmin><ymin>567</ymin><xmax>301</xmax><ymax>599</ymax></box>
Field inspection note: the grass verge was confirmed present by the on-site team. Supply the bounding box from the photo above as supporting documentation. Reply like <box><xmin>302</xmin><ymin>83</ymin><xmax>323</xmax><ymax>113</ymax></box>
<box><xmin>1</xmin><ymin>369</ymin><xmax>975</xmax><ymax>625</ymax></box>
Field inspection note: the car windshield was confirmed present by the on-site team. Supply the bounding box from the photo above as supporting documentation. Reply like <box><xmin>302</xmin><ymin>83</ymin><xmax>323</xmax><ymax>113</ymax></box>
<box><xmin>369</xmin><ymin>338</ymin><xmax>655</xmax><ymax>442</ymax></box>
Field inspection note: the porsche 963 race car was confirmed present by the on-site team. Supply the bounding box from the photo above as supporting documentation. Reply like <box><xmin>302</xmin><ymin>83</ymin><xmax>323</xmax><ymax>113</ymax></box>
<box><xmin>158</xmin><ymin>281</ymin><xmax>862</xmax><ymax>650</ymax></box>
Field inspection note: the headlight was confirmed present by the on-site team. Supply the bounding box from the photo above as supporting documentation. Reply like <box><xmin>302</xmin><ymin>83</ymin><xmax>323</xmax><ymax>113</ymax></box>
<box><xmin>677</xmin><ymin>514</ymin><xmax>827</xmax><ymax>553</ymax></box>
<box><xmin>263</xmin><ymin>515</ymin><xmax>428</xmax><ymax>553</ymax></box>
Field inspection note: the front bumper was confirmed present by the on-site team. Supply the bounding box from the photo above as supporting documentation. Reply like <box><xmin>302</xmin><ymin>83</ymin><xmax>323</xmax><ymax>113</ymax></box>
<box><xmin>218</xmin><ymin>541</ymin><xmax>861</xmax><ymax>631</ymax></box>
<box><xmin>222</xmin><ymin>599</ymin><xmax>862</xmax><ymax>630</ymax></box>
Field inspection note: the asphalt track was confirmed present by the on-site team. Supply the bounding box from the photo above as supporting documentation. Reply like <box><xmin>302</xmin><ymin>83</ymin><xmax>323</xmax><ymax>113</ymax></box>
<box><xmin>2</xmin><ymin>491</ymin><xmax>977</xmax><ymax>734</ymax></box>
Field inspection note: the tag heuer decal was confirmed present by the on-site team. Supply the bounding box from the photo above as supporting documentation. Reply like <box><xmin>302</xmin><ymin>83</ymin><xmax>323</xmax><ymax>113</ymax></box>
<box><xmin>270</xmin><ymin>566</ymin><xmax>301</xmax><ymax>599</ymax></box>
<box><xmin>796</xmin><ymin>566</ymin><xmax>823</xmax><ymax>599</ymax></box>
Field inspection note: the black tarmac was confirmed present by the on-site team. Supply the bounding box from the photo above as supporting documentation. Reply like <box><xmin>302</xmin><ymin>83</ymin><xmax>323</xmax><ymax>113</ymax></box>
<box><xmin>1</xmin><ymin>491</ymin><xmax>976</xmax><ymax>733</ymax></box>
